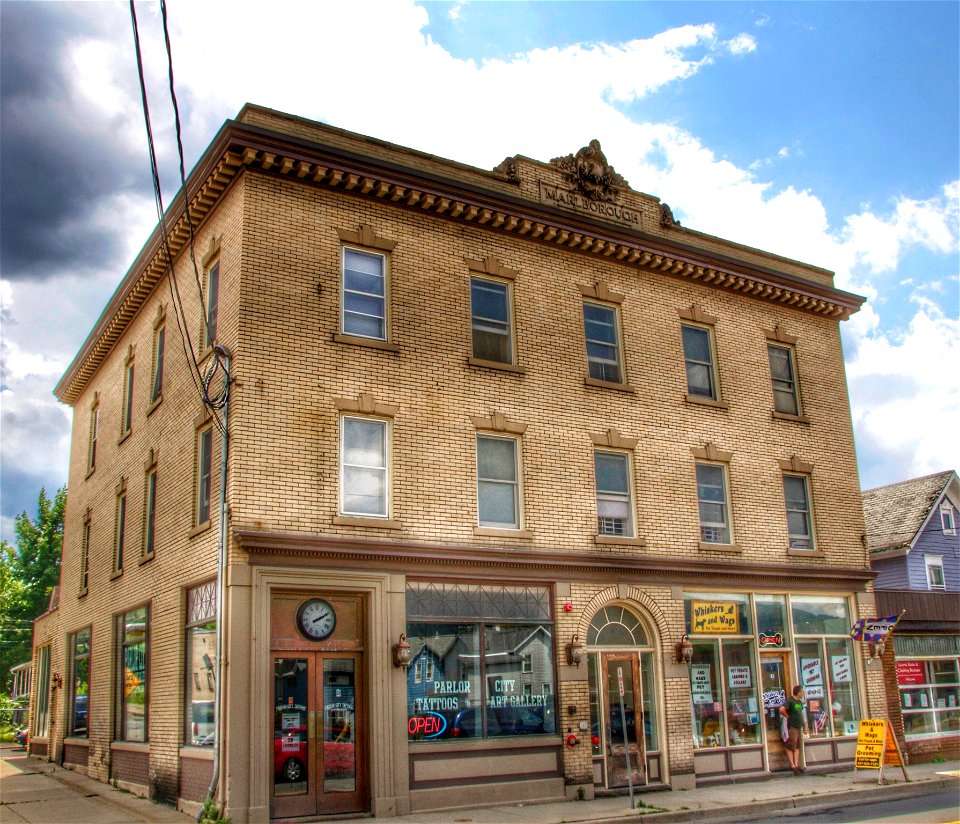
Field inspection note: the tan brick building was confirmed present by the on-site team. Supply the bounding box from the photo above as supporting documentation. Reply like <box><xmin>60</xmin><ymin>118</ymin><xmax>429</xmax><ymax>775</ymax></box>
<box><xmin>29</xmin><ymin>105</ymin><xmax>886</xmax><ymax>820</ymax></box>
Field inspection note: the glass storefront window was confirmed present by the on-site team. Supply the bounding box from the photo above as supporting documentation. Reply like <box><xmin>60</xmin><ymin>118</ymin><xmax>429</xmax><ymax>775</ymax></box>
<box><xmin>588</xmin><ymin>654</ymin><xmax>602</xmax><ymax>755</ymax></box>
<box><xmin>185</xmin><ymin>582</ymin><xmax>217</xmax><ymax>746</ymax></box>
<box><xmin>70</xmin><ymin>628</ymin><xmax>90</xmax><ymax>737</ymax></box>
<box><xmin>898</xmin><ymin>658</ymin><xmax>960</xmax><ymax>738</ymax></box>
<box><xmin>691</xmin><ymin>641</ymin><xmax>725</xmax><ymax>748</ymax></box>
<box><xmin>685</xmin><ymin>592</ymin><xmax>752</xmax><ymax>636</ymax></box>
<box><xmin>640</xmin><ymin>652</ymin><xmax>658</xmax><ymax>751</ymax></box>
<box><xmin>791</xmin><ymin>596</ymin><xmax>849</xmax><ymax>636</ymax></box>
<box><xmin>755</xmin><ymin>595</ymin><xmax>788</xmax><ymax>648</ymax></box>
<box><xmin>724</xmin><ymin>640</ymin><xmax>761</xmax><ymax>746</ymax></box>
<box><xmin>825</xmin><ymin>639</ymin><xmax>859</xmax><ymax>737</ymax></box>
<box><xmin>405</xmin><ymin>583</ymin><xmax>556</xmax><ymax>742</ymax></box>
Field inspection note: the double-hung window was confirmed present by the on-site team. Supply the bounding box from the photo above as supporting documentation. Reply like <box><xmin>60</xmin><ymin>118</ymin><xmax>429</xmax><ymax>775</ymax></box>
<box><xmin>69</xmin><ymin>628</ymin><xmax>90</xmax><ymax>737</ymax></box>
<box><xmin>476</xmin><ymin>435</ymin><xmax>520</xmax><ymax>529</ymax></box>
<box><xmin>941</xmin><ymin>504</ymin><xmax>956</xmax><ymax>535</ymax></box>
<box><xmin>80</xmin><ymin>513</ymin><xmax>91</xmax><ymax>595</ymax></box>
<box><xmin>583</xmin><ymin>301</ymin><xmax>623</xmax><ymax>383</ymax></box>
<box><xmin>696</xmin><ymin>462</ymin><xmax>731</xmax><ymax>544</ymax></box>
<box><xmin>114</xmin><ymin>482</ymin><xmax>127</xmax><ymax>575</ymax></box>
<box><xmin>122</xmin><ymin>358</ymin><xmax>135</xmax><ymax>437</ymax></box>
<box><xmin>768</xmin><ymin>344</ymin><xmax>801</xmax><ymax>416</ymax></box>
<box><xmin>117</xmin><ymin>606</ymin><xmax>148</xmax><ymax>742</ymax></box>
<box><xmin>87</xmin><ymin>403</ymin><xmax>99</xmax><ymax>474</ymax></box>
<box><xmin>196</xmin><ymin>425</ymin><xmax>213</xmax><ymax>527</ymax></box>
<box><xmin>925</xmin><ymin>556</ymin><xmax>946</xmax><ymax>590</ymax></box>
<box><xmin>150</xmin><ymin>324</ymin><xmax>165</xmax><ymax>405</ymax></box>
<box><xmin>682</xmin><ymin>324</ymin><xmax>718</xmax><ymax>400</ymax></box>
<box><xmin>342</xmin><ymin>248</ymin><xmax>387</xmax><ymax>340</ymax></box>
<box><xmin>471</xmin><ymin>277</ymin><xmax>514</xmax><ymax>364</ymax></box>
<box><xmin>143</xmin><ymin>466</ymin><xmax>158</xmax><ymax>558</ymax></box>
<box><xmin>783</xmin><ymin>474</ymin><xmax>814</xmax><ymax>549</ymax></box>
<box><xmin>340</xmin><ymin>416</ymin><xmax>389</xmax><ymax>518</ymax></box>
<box><xmin>595</xmin><ymin>451</ymin><xmax>633</xmax><ymax>537</ymax></box>
<box><xmin>204</xmin><ymin>260</ymin><xmax>220</xmax><ymax>349</ymax></box>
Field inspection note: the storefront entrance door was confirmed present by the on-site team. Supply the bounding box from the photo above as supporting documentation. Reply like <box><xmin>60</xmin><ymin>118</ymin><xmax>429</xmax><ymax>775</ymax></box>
<box><xmin>601</xmin><ymin>653</ymin><xmax>646</xmax><ymax>788</ymax></box>
<box><xmin>760</xmin><ymin>653</ymin><xmax>791</xmax><ymax>772</ymax></box>
<box><xmin>271</xmin><ymin>651</ymin><xmax>365</xmax><ymax>819</ymax></box>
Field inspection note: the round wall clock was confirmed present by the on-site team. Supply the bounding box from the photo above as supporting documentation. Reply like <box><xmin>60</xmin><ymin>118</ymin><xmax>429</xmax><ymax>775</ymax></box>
<box><xmin>296</xmin><ymin>598</ymin><xmax>337</xmax><ymax>641</ymax></box>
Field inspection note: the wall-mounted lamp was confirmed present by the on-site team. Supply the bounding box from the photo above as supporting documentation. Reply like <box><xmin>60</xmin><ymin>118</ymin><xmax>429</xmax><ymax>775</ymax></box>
<box><xmin>677</xmin><ymin>634</ymin><xmax>694</xmax><ymax>666</ymax></box>
<box><xmin>392</xmin><ymin>634</ymin><xmax>412</xmax><ymax>669</ymax></box>
<box><xmin>567</xmin><ymin>634</ymin><xmax>587</xmax><ymax>667</ymax></box>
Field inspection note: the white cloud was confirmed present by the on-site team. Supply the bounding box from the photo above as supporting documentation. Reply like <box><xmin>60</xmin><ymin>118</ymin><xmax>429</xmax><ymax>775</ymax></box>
<box><xmin>726</xmin><ymin>33</ymin><xmax>757</xmax><ymax>55</ymax></box>
<box><xmin>449</xmin><ymin>1</ymin><xmax>467</xmax><ymax>22</ymax></box>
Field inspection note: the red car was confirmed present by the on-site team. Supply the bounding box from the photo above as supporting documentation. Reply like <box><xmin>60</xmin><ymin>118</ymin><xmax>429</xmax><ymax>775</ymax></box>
<box><xmin>274</xmin><ymin>728</ymin><xmax>308</xmax><ymax>783</ymax></box>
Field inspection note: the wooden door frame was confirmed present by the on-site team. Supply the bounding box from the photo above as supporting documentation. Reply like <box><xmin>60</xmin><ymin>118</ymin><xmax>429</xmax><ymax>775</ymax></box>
<box><xmin>600</xmin><ymin>652</ymin><xmax>647</xmax><ymax>787</ymax></box>
<box><xmin>760</xmin><ymin>651</ymin><xmax>792</xmax><ymax>772</ymax></box>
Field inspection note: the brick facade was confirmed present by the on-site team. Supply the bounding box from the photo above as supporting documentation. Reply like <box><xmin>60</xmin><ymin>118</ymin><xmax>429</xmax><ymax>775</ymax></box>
<box><xmin>29</xmin><ymin>105</ymin><xmax>881</xmax><ymax>821</ymax></box>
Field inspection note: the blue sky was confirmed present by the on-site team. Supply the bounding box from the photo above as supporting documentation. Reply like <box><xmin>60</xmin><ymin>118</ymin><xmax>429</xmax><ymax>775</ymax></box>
<box><xmin>1</xmin><ymin>0</ymin><xmax>958</xmax><ymax>540</ymax></box>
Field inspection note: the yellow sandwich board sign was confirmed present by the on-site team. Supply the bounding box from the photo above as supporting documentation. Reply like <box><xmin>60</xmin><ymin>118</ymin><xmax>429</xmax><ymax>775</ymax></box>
<box><xmin>854</xmin><ymin>719</ymin><xmax>885</xmax><ymax>768</ymax></box>
<box><xmin>854</xmin><ymin>719</ymin><xmax>909</xmax><ymax>783</ymax></box>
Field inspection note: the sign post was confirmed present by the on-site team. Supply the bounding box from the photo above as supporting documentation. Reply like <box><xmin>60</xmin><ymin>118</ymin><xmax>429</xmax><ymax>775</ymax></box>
<box><xmin>617</xmin><ymin>666</ymin><xmax>635</xmax><ymax>809</ymax></box>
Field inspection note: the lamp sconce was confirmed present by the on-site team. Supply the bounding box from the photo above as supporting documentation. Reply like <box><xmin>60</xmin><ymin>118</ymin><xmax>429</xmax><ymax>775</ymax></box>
<box><xmin>392</xmin><ymin>633</ymin><xmax>412</xmax><ymax>670</ymax></box>
<box><xmin>567</xmin><ymin>634</ymin><xmax>587</xmax><ymax>667</ymax></box>
<box><xmin>51</xmin><ymin>673</ymin><xmax>63</xmax><ymax>690</ymax></box>
<box><xmin>677</xmin><ymin>634</ymin><xmax>694</xmax><ymax>666</ymax></box>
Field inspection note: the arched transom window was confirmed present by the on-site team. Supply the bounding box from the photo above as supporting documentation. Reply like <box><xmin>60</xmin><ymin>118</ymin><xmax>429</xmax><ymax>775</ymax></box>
<box><xmin>587</xmin><ymin>604</ymin><xmax>649</xmax><ymax>647</ymax></box>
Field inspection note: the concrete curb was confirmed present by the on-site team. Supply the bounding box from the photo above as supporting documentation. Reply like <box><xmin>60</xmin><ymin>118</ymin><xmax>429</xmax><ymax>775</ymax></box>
<box><xmin>567</xmin><ymin>776</ymin><xmax>957</xmax><ymax>824</ymax></box>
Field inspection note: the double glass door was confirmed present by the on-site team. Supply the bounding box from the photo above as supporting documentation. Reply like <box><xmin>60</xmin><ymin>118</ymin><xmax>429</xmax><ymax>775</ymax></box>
<box><xmin>272</xmin><ymin>651</ymin><xmax>364</xmax><ymax>819</ymax></box>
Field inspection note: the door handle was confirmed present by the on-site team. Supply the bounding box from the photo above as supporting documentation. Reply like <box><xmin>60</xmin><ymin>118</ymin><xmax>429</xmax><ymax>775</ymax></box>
<box><xmin>308</xmin><ymin>709</ymin><xmax>317</xmax><ymax>741</ymax></box>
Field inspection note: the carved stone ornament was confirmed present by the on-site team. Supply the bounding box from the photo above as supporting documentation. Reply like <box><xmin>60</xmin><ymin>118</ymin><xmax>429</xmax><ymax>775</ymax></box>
<box><xmin>659</xmin><ymin>202</ymin><xmax>681</xmax><ymax>228</ymax></box>
<box><xmin>550</xmin><ymin>139</ymin><xmax>628</xmax><ymax>202</ymax></box>
<box><xmin>493</xmin><ymin>157</ymin><xmax>520</xmax><ymax>183</ymax></box>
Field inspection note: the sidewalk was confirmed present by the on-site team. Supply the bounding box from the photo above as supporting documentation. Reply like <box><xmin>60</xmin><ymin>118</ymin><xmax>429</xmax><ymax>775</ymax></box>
<box><xmin>1</xmin><ymin>742</ymin><xmax>956</xmax><ymax>824</ymax></box>
<box><xmin>0</xmin><ymin>744</ymin><xmax>191</xmax><ymax>823</ymax></box>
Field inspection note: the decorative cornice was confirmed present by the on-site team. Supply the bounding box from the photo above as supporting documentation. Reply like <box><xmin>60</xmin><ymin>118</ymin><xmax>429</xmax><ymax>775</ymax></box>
<box><xmin>464</xmin><ymin>256</ymin><xmax>518</xmax><ymax>280</ymax></box>
<box><xmin>590</xmin><ymin>428</ymin><xmax>638</xmax><ymax>450</ymax></box>
<box><xmin>470</xmin><ymin>411</ymin><xmax>527</xmax><ymax>435</ymax></box>
<box><xmin>764</xmin><ymin>324</ymin><xmax>799</xmax><ymax>345</ymax></box>
<box><xmin>779</xmin><ymin>455</ymin><xmax>815</xmax><ymax>474</ymax></box>
<box><xmin>678</xmin><ymin>304</ymin><xmax>717</xmax><ymax>326</ymax></box>
<box><xmin>336</xmin><ymin>224</ymin><xmax>397</xmax><ymax>252</ymax></box>
<box><xmin>233</xmin><ymin>527</ymin><xmax>875</xmax><ymax>590</ymax></box>
<box><xmin>54</xmin><ymin>116</ymin><xmax>865</xmax><ymax>405</ymax></box>
<box><xmin>335</xmin><ymin>392</ymin><xmax>398</xmax><ymax>417</ymax></box>
<box><xmin>579</xmin><ymin>282</ymin><xmax>624</xmax><ymax>305</ymax></box>
<box><xmin>691</xmin><ymin>442</ymin><xmax>733</xmax><ymax>462</ymax></box>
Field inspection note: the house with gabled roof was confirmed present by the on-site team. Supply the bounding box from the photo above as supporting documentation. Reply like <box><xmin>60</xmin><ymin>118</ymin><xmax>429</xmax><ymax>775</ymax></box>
<box><xmin>863</xmin><ymin>470</ymin><xmax>960</xmax><ymax>761</ymax></box>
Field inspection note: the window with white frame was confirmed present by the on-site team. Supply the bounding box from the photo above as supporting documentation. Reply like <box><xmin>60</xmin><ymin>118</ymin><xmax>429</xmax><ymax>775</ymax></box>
<box><xmin>471</xmin><ymin>276</ymin><xmax>514</xmax><ymax>364</ymax></box>
<box><xmin>583</xmin><ymin>301</ymin><xmax>623</xmax><ymax>383</ymax></box>
<box><xmin>783</xmin><ymin>474</ymin><xmax>815</xmax><ymax>550</ymax></box>
<box><xmin>941</xmin><ymin>504</ymin><xmax>956</xmax><ymax>535</ymax></box>
<box><xmin>925</xmin><ymin>556</ymin><xmax>946</xmax><ymax>590</ymax></box>
<box><xmin>768</xmin><ymin>344</ymin><xmax>801</xmax><ymax>416</ymax></box>
<box><xmin>594</xmin><ymin>450</ymin><xmax>634</xmax><ymax>537</ymax></box>
<box><xmin>340</xmin><ymin>416</ymin><xmax>389</xmax><ymax>517</ymax></box>
<box><xmin>342</xmin><ymin>248</ymin><xmax>387</xmax><ymax>340</ymax></box>
<box><xmin>476</xmin><ymin>435</ymin><xmax>520</xmax><ymax>529</ymax></box>
<box><xmin>682</xmin><ymin>324</ymin><xmax>719</xmax><ymax>400</ymax></box>
<box><xmin>696</xmin><ymin>462</ymin><xmax>731</xmax><ymax>544</ymax></box>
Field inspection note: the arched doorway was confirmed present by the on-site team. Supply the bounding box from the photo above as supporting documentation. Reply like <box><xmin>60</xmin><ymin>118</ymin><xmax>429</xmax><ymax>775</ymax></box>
<box><xmin>584</xmin><ymin>604</ymin><xmax>664</xmax><ymax>789</ymax></box>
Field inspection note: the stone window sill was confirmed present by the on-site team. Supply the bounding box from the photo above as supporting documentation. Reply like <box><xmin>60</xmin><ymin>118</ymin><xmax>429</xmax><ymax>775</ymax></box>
<box><xmin>139</xmin><ymin>551</ymin><xmax>155</xmax><ymax>566</ymax></box>
<box><xmin>146</xmin><ymin>396</ymin><xmax>163</xmax><ymax>417</ymax></box>
<box><xmin>179</xmin><ymin>745</ymin><xmax>214</xmax><ymax>760</ymax></box>
<box><xmin>189</xmin><ymin>520</ymin><xmax>212</xmax><ymax>539</ymax></box>
<box><xmin>787</xmin><ymin>548</ymin><xmax>825</xmax><ymax>559</ymax></box>
<box><xmin>332</xmin><ymin>333</ymin><xmax>400</xmax><ymax>353</ymax></box>
<box><xmin>685</xmin><ymin>394</ymin><xmax>729</xmax><ymax>410</ymax></box>
<box><xmin>110</xmin><ymin>569</ymin><xmax>123</xmax><ymax>581</ymax></box>
<box><xmin>595</xmin><ymin>535</ymin><xmax>647</xmax><ymax>547</ymax></box>
<box><xmin>698</xmin><ymin>541</ymin><xmax>741</xmax><ymax>553</ymax></box>
<box><xmin>474</xmin><ymin>527</ymin><xmax>533</xmax><ymax>539</ymax></box>
<box><xmin>332</xmin><ymin>515</ymin><xmax>401</xmax><ymax>529</ymax></box>
<box><xmin>467</xmin><ymin>357</ymin><xmax>526</xmax><ymax>375</ymax></box>
<box><xmin>111</xmin><ymin>740</ymin><xmax>150</xmax><ymax>754</ymax></box>
<box><xmin>772</xmin><ymin>411</ymin><xmax>811</xmax><ymax>424</ymax></box>
<box><xmin>585</xmin><ymin>377</ymin><xmax>635</xmax><ymax>393</ymax></box>
<box><xmin>118</xmin><ymin>430</ymin><xmax>132</xmax><ymax>446</ymax></box>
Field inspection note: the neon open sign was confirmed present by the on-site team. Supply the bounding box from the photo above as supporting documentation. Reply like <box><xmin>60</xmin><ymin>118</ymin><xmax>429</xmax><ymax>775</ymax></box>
<box><xmin>408</xmin><ymin>712</ymin><xmax>448</xmax><ymax>738</ymax></box>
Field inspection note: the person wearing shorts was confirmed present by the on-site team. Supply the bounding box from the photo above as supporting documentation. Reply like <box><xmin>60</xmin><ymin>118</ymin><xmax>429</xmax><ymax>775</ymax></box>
<box><xmin>780</xmin><ymin>685</ymin><xmax>809</xmax><ymax>773</ymax></box>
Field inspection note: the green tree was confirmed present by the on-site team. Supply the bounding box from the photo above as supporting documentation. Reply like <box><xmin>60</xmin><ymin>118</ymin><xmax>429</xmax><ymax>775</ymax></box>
<box><xmin>0</xmin><ymin>487</ymin><xmax>66</xmax><ymax>687</ymax></box>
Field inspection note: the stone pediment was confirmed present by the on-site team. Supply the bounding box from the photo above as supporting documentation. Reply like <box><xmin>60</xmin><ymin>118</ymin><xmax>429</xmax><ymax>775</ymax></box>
<box><xmin>550</xmin><ymin>139</ymin><xmax>628</xmax><ymax>202</ymax></box>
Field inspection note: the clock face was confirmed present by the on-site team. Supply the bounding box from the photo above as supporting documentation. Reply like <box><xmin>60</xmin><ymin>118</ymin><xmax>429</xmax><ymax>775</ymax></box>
<box><xmin>296</xmin><ymin>598</ymin><xmax>337</xmax><ymax>641</ymax></box>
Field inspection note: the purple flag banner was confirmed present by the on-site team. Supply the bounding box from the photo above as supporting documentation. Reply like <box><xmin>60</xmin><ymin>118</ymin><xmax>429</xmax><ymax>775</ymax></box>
<box><xmin>850</xmin><ymin>615</ymin><xmax>900</xmax><ymax>643</ymax></box>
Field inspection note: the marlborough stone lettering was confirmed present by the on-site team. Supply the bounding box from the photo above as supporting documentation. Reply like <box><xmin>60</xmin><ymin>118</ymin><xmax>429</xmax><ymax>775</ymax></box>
<box><xmin>539</xmin><ymin>184</ymin><xmax>641</xmax><ymax>227</ymax></box>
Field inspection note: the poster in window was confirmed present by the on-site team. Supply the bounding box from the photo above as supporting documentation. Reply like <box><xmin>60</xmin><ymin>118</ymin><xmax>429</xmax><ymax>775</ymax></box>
<box><xmin>895</xmin><ymin>660</ymin><xmax>925</xmax><ymax>686</ymax></box>
<box><xmin>727</xmin><ymin>665</ymin><xmax>752</xmax><ymax>689</ymax></box>
<box><xmin>691</xmin><ymin>601</ymin><xmax>740</xmax><ymax>634</ymax></box>
<box><xmin>691</xmin><ymin>664</ymin><xmax>713</xmax><ymax>703</ymax></box>
<box><xmin>830</xmin><ymin>655</ymin><xmax>851</xmax><ymax>683</ymax></box>
<box><xmin>801</xmin><ymin>657</ymin><xmax>825</xmax><ymax>699</ymax></box>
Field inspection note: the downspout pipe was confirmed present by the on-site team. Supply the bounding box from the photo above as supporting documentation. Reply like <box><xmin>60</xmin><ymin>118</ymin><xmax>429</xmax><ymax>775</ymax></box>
<box><xmin>203</xmin><ymin>345</ymin><xmax>232</xmax><ymax>815</ymax></box>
